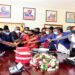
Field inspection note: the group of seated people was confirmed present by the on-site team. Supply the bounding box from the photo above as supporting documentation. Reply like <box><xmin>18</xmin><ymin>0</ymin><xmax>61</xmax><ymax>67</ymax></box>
<box><xmin>0</xmin><ymin>25</ymin><xmax>75</xmax><ymax>57</ymax></box>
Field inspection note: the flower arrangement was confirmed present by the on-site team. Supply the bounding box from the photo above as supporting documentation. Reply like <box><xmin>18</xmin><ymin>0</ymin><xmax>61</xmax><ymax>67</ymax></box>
<box><xmin>30</xmin><ymin>53</ymin><xmax>59</xmax><ymax>71</ymax></box>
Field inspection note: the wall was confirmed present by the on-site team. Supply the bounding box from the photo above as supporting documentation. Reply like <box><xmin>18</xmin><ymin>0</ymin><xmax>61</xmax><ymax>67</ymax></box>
<box><xmin>0</xmin><ymin>22</ymin><xmax>24</xmax><ymax>31</ymax></box>
<box><xmin>0</xmin><ymin>0</ymin><xmax>75</xmax><ymax>31</ymax></box>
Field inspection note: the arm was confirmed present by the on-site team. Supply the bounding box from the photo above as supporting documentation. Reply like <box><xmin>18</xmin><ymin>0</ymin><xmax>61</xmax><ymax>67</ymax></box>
<box><xmin>29</xmin><ymin>35</ymin><xmax>39</xmax><ymax>42</ymax></box>
<box><xmin>47</xmin><ymin>34</ymin><xmax>70</xmax><ymax>42</ymax></box>
<box><xmin>0</xmin><ymin>38</ymin><xmax>17</xmax><ymax>47</ymax></box>
<box><xmin>51</xmin><ymin>35</ymin><xmax>68</xmax><ymax>41</ymax></box>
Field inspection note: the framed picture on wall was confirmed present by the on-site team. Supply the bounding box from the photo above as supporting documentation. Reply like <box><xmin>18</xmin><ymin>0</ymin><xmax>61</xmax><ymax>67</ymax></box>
<box><xmin>0</xmin><ymin>4</ymin><xmax>11</xmax><ymax>18</ymax></box>
<box><xmin>66</xmin><ymin>12</ymin><xmax>75</xmax><ymax>23</ymax></box>
<box><xmin>46</xmin><ymin>10</ymin><xmax>57</xmax><ymax>22</ymax></box>
<box><xmin>44</xmin><ymin>24</ymin><xmax>63</xmax><ymax>28</ymax></box>
<box><xmin>23</xmin><ymin>7</ymin><xmax>36</xmax><ymax>20</ymax></box>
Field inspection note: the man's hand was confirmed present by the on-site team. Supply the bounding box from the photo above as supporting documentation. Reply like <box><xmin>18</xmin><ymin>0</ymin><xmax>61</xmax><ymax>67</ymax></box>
<box><xmin>47</xmin><ymin>39</ymin><xmax>51</xmax><ymax>42</ymax></box>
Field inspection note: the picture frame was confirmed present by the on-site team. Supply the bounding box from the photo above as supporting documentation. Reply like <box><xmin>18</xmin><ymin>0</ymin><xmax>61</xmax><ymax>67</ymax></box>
<box><xmin>46</xmin><ymin>10</ymin><xmax>57</xmax><ymax>22</ymax></box>
<box><xmin>66</xmin><ymin>12</ymin><xmax>75</xmax><ymax>23</ymax></box>
<box><xmin>23</xmin><ymin>7</ymin><xmax>36</xmax><ymax>20</ymax></box>
<box><xmin>0</xmin><ymin>4</ymin><xmax>11</xmax><ymax>18</ymax></box>
<box><xmin>44</xmin><ymin>24</ymin><xmax>63</xmax><ymax>28</ymax></box>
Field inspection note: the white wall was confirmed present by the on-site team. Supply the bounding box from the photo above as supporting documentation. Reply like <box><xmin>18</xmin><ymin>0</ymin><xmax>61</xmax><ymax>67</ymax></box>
<box><xmin>0</xmin><ymin>0</ymin><xmax>75</xmax><ymax>31</ymax></box>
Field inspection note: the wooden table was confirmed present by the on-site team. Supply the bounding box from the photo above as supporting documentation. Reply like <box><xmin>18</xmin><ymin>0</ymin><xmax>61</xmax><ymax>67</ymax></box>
<box><xmin>0</xmin><ymin>51</ymin><xmax>75</xmax><ymax>75</ymax></box>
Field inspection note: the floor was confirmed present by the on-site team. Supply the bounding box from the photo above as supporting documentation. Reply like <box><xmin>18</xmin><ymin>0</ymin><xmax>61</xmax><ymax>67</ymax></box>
<box><xmin>0</xmin><ymin>51</ymin><xmax>75</xmax><ymax>75</ymax></box>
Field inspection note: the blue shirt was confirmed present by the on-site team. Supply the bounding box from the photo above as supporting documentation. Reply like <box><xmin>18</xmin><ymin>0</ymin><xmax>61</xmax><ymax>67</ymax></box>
<box><xmin>39</xmin><ymin>32</ymin><xmax>71</xmax><ymax>49</ymax></box>
<box><xmin>39</xmin><ymin>33</ymin><xmax>55</xmax><ymax>43</ymax></box>
<box><xmin>51</xmin><ymin>32</ymin><xmax>70</xmax><ymax>49</ymax></box>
